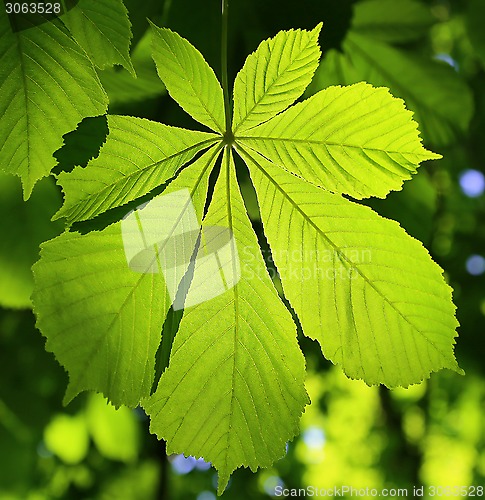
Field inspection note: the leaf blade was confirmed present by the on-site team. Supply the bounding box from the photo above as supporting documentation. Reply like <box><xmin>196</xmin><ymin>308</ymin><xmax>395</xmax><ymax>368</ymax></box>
<box><xmin>150</xmin><ymin>23</ymin><xmax>225</xmax><ymax>133</ymax></box>
<box><xmin>32</xmin><ymin>147</ymin><xmax>220</xmax><ymax>407</ymax></box>
<box><xmin>240</xmin><ymin>147</ymin><xmax>462</xmax><ymax>388</ymax></box>
<box><xmin>239</xmin><ymin>82</ymin><xmax>440</xmax><ymax>199</ymax></box>
<box><xmin>62</xmin><ymin>0</ymin><xmax>135</xmax><ymax>75</ymax></box>
<box><xmin>144</xmin><ymin>149</ymin><xmax>309</xmax><ymax>493</ymax></box>
<box><xmin>0</xmin><ymin>10</ymin><xmax>108</xmax><ymax>197</ymax></box>
<box><xmin>54</xmin><ymin>116</ymin><xmax>218</xmax><ymax>224</ymax></box>
<box><xmin>232</xmin><ymin>24</ymin><xmax>322</xmax><ymax>134</ymax></box>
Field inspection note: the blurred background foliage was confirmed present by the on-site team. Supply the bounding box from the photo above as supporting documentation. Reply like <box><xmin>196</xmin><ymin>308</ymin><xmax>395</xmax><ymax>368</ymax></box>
<box><xmin>1</xmin><ymin>0</ymin><xmax>484</xmax><ymax>498</ymax></box>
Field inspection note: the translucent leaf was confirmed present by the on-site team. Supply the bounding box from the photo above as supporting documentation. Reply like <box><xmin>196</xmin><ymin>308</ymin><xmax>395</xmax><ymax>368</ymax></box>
<box><xmin>240</xmin><ymin>148</ymin><xmax>463</xmax><ymax>388</ymax></box>
<box><xmin>54</xmin><ymin>116</ymin><xmax>218</xmax><ymax>224</ymax></box>
<box><xmin>0</xmin><ymin>10</ymin><xmax>108</xmax><ymax>198</ymax></box>
<box><xmin>33</xmin><ymin>148</ymin><xmax>219</xmax><ymax>407</ymax></box>
<box><xmin>61</xmin><ymin>0</ymin><xmax>135</xmax><ymax>75</ymax></box>
<box><xmin>313</xmin><ymin>34</ymin><xmax>473</xmax><ymax>147</ymax></box>
<box><xmin>351</xmin><ymin>0</ymin><xmax>435</xmax><ymax>43</ymax></box>
<box><xmin>232</xmin><ymin>25</ymin><xmax>322</xmax><ymax>134</ymax></box>
<box><xmin>150</xmin><ymin>23</ymin><xmax>225</xmax><ymax>133</ymax></box>
<box><xmin>144</xmin><ymin>150</ymin><xmax>309</xmax><ymax>494</ymax></box>
<box><xmin>239</xmin><ymin>82</ymin><xmax>439</xmax><ymax>199</ymax></box>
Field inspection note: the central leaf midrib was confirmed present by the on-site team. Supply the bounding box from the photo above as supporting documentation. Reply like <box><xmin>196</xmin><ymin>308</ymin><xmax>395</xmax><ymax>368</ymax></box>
<box><xmin>237</xmin><ymin>136</ymin><xmax>427</xmax><ymax>157</ymax></box>
<box><xmin>223</xmin><ymin>148</ymin><xmax>242</xmax><ymax>478</ymax></box>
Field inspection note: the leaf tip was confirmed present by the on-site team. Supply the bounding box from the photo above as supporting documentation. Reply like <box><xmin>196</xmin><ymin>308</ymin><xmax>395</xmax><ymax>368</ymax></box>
<box><xmin>426</xmin><ymin>150</ymin><xmax>442</xmax><ymax>161</ymax></box>
<box><xmin>147</xmin><ymin>18</ymin><xmax>159</xmax><ymax>30</ymax></box>
<box><xmin>21</xmin><ymin>175</ymin><xmax>36</xmax><ymax>201</ymax></box>
<box><xmin>217</xmin><ymin>471</ymin><xmax>232</xmax><ymax>496</ymax></box>
<box><xmin>62</xmin><ymin>383</ymin><xmax>80</xmax><ymax>407</ymax></box>
<box><xmin>312</xmin><ymin>22</ymin><xmax>324</xmax><ymax>38</ymax></box>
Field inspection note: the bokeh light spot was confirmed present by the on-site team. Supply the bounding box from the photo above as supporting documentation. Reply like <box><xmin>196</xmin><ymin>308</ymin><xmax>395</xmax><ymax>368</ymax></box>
<box><xmin>170</xmin><ymin>454</ymin><xmax>196</xmax><ymax>474</ymax></box>
<box><xmin>197</xmin><ymin>492</ymin><xmax>216</xmax><ymax>500</ymax></box>
<box><xmin>194</xmin><ymin>457</ymin><xmax>212</xmax><ymax>471</ymax></box>
<box><xmin>263</xmin><ymin>475</ymin><xmax>285</xmax><ymax>496</ymax></box>
<box><xmin>302</xmin><ymin>426</ymin><xmax>326</xmax><ymax>449</ymax></box>
<box><xmin>466</xmin><ymin>255</ymin><xmax>485</xmax><ymax>276</ymax></box>
<box><xmin>434</xmin><ymin>53</ymin><xmax>459</xmax><ymax>70</ymax></box>
<box><xmin>459</xmin><ymin>169</ymin><xmax>485</xmax><ymax>198</ymax></box>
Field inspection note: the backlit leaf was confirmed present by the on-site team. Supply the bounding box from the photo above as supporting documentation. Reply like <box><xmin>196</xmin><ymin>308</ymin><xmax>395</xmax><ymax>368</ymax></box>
<box><xmin>0</xmin><ymin>10</ymin><xmax>107</xmax><ymax>198</ymax></box>
<box><xmin>33</xmin><ymin>148</ymin><xmax>219</xmax><ymax>407</ymax></box>
<box><xmin>239</xmin><ymin>82</ymin><xmax>439</xmax><ymax>199</ymax></box>
<box><xmin>233</xmin><ymin>25</ymin><xmax>322</xmax><ymax>134</ymax></box>
<box><xmin>29</xmin><ymin>19</ymin><xmax>463</xmax><ymax>487</ymax></box>
<box><xmin>61</xmin><ymin>0</ymin><xmax>135</xmax><ymax>75</ymax></box>
<box><xmin>144</xmin><ymin>150</ymin><xmax>309</xmax><ymax>493</ymax></box>
<box><xmin>54</xmin><ymin>116</ymin><xmax>218</xmax><ymax>224</ymax></box>
<box><xmin>240</xmin><ymin>147</ymin><xmax>462</xmax><ymax>387</ymax></box>
<box><xmin>150</xmin><ymin>23</ymin><xmax>225</xmax><ymax>133</ymax></box>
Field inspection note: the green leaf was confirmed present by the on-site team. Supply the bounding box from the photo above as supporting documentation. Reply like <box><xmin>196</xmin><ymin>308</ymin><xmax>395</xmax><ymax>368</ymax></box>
<box><xmin>61</xmin><ymin>0</ymin><xmax>135</xmax><ymax>75</ymax></box>
<box><xmin>150</xmin><ymin>23</ymin><xmax>225</xmax><ymax>133</ymax></box>
<box><xmin>0</xmin><ymin>10</ymin><xmax>108</xmax><ymax>198</ymax></box>
<box><xmin>351</xmin><ymin>0</ymin><xmax>435</xmax><ymax>43</ymax></box>
<box><xmin>28</xmin><ymin>21</ymin><xmax>461</xmax><ymax>489</ymax></box>
<box><xmin>239</xmin><ymin>82</ymin><xmax>439</xmax><ymax>199</ymax></box>
<box><xmin>232</xmin><ymin>24</ymin><xmax>322</xmax><ymax>134</ymax></box>
<box><xmin>54</xmin><ymin>116</ymin><xmax>218</xmax><ymax>224</ymax></box>
<box><xmin>144</xmin><ymin>150</ymin><xmax>309</xmax><ymax>494</ymax></box>
<box><xmin>32</xmin><ymin>147</ymin><xmax>219</xmax><ymax>407</ymax></box>
<box><xmin>0</xmin><ymin>174</ymin><xmax>63</xmax><ymax>309</ymax></box>
<box><xmin>33</xmin><ymin>224</ymin><xmax>167</xmax><ymax>408</ymax></box>
<box><xmin>313</xmin><ymin>33</ymin><xmax>473</xmax><ymax>147</ymax></box>
<box><xmin>240</xmin><ymin>147</ymin><xmax>462</xmax><ymax>387</ymax></box>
